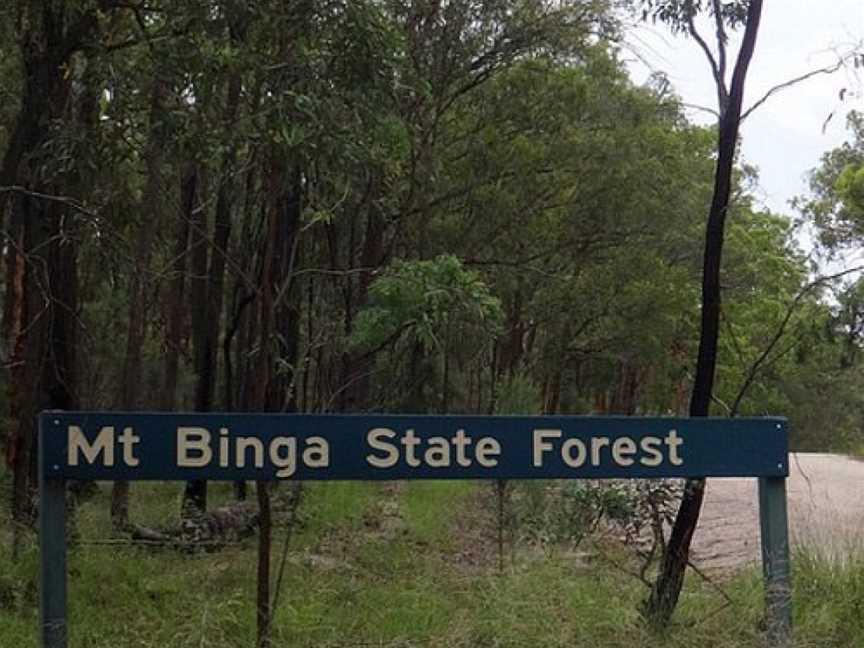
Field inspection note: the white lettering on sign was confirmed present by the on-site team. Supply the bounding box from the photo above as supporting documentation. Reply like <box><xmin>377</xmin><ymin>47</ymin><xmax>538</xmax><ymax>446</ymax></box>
<box><xmin>666</xmin><ymin>430</ymin><xmax>684</xmax><ymax>465</ymax></box>
<box><xmin>176</xmin><ymin>427</ymin><xmax>329</xmax><ymax>477</ymax></box>
<box><xmin>67</xmin><ymin>426</ymin><xmax>140</xmax><ymax>467</ymax></box>
<box><xmin>177</xmin><ymin>427</ymin><xmax>212</xmax><ymax>467</ymax></box>
<box><xmin>532</xmin><ymin>428</ymin><xmax>684</xmax><ymax>468</ymax></box>
<box><xmin>62</xmin><ymin>422</ymin><xmax>687</xmax><ymax>476</ymax></box>
<box><xmin>366</xmin><ymin>428</ymin><xmax>399</xmax><ymax>468</ymax></box>
<box><xmin>639</xmin><ymin>436</ymin><xmax>664</xmax><ymax>466</ymax></box>
<box><xmin>365</xmin><ymin>427</ymin><xmax>501</xmax><ymax>469</ymax></box>
<box><xmin>475</xmin><ymin>437</ymin><xmax>501</xmax><ymax>467</ymax></box>
<box><xmin>533</xmin><ymin>429</ymin><xmax>560</xmax><ymax>467</ymax></box>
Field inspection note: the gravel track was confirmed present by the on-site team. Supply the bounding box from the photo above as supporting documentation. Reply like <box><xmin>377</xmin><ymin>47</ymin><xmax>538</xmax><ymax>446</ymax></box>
<box><xmin>693</xmin><ymin>453</ymin><xmax>864</xmax><ymax>571</ymax></box>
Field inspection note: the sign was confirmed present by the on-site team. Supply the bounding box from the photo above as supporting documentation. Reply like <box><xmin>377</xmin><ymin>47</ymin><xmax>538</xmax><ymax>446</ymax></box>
<box><xmin>38</xmin><ymin>412</ymin><xmax>792</xmax><ymax>648</ymax></box>
<box><xmin>40</xmin><ymin>412</ymin><xmax>789</xmax><ymax>481</ymax></box>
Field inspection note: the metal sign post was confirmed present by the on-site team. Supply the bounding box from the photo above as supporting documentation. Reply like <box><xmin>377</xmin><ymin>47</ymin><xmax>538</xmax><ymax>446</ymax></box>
<box><xmin>37</xmin><ymin>412</ymin><xmax>792</xmax><ymax>647</ymax></box>
<box><xmin>39</xmin><ymin>415</ymin><xmax>67</xmax><ymax>648</ymax></box>
<box><xmin>759</xmin><ymin>476</ymin><xmax>792</xmax><ymax>645</ymax></box>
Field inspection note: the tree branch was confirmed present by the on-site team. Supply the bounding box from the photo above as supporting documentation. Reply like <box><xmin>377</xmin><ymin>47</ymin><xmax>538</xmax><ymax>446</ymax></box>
<box><xmin>710</xmin><ymin>0</ymin><xmax>728</xmax><ymax>91</ymax></box>
<box><xmin>686</xmin><ymin>10</ymin><xmax>727</xmax><ymax>109</ymax></box>
<box><xmin>682</xmin><ymin>102</ymin><xmax>720</xmax><ymax>118</ymax></box>
<box><xmin>730</xmin><ymin>264</ymin><xmax>864</xmax><ymax>415</ymax></box>
<box><xmin>741</xmin><ymin>58</ymin><xmax>850</xmax><ymax>122</ymax></box>
<box><xmin>0</xmin><ymin>186</ymin><xmax>99</xmax><ymax>218</ymax></box>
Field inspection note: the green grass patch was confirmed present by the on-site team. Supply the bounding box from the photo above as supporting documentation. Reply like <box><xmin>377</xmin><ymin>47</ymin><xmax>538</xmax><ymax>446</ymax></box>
<box><xmin>401</xmin><ymin>480</ymin><xmax>471</xmax><ymax>545</ymax></box>
<box><xmin>3</xmin><ymin>480</ymin><xmax>864</xmax><ymax>647</ymax></box>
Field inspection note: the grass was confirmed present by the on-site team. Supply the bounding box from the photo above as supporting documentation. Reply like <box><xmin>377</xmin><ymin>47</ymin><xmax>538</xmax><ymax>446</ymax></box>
<box><xmin>2</xmin><ymin>479</ymin><xmax>864</xmax><ymax>647</ymax></box>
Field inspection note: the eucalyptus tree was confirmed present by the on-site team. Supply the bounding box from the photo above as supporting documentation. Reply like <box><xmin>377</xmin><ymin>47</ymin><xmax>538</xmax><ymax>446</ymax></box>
<box><xmin>799</xmin><ymin>111</ymin><xmax>864</xmax><ymax>250</ymax></box>
<box><xmin>0</xmin><ymin>0</ymin><xmax>136</xmax><ymax>548</ymax></box>
<box><xmin>423</xmin><ymin>48</ymin><xmax>718</xmax><ymax>417</ymax></box>
<box><xmin>632</xmin><ymin>0</ymin><xmax>765</xmax><ymax>624</ymax></box>
<box><xmin>794</xmin><ymin>116</ymin><xmax>864</xmax><ymax>450</ymax></box>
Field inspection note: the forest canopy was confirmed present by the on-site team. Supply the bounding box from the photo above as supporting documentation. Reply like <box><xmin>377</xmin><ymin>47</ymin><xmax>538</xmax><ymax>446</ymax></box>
<box><xmin>2</xmin><ymin>0</ymin><xmax>863</xmax><ymax>533</ymax></box>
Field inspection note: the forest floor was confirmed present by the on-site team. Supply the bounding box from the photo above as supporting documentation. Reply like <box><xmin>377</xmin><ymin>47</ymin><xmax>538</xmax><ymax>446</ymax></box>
<box><xmin>3</xmin><ymin>471</ymin><xmax>864</xmax><ymax>647</ymax></box>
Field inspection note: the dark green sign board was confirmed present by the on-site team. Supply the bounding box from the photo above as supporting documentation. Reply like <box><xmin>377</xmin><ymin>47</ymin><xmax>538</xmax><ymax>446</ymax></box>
<box><xmin>41</xmin><ymin>412</ymin><xmax>788</xmax><ymax>481</ymax></box>
<box><xmin>39</xmin><ymin>412</ymin><xmax>791</xmax><ymax>646</ymax></box>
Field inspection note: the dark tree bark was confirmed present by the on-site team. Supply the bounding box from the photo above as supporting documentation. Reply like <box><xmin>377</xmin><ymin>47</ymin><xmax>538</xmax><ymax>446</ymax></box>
<box><xmin>161</xmin><ymin>170</ymin><xmax>194</xmax><ymax>411</ymax></box>
<box><xmin>255</xmin><ymin>480</ymin><xmax>272</xmax><ymax>648</ymax></box>
<box><xmin>339</xmin><ymin>206</ymin><xmax>386</xmax><ymax>412</ymax></box>
<box><xmin>1</xmin><ymin>2</ymin><xmax>100</xmax><ymax>548</ymax></box>
<box><xmin>184</xmin><ymin>155</ymin><xmax>212</xmax><ymax>513</ymax></box>
<box><xmin>265</xmin><ymin>163</ymin><xmax>303</xmax><ymax>412</ymax></box>
<box><xmin>609</xmin><ymin>360</ymin><xmax>641</xmax><ymax>416</ymax></box>
<box><xmin>225</xmin><ymin>145</ymin><xmax>260</xmax><ymax>501</ymax></box>
<box><xmin>542</xmin><ymin>370</ymin><xmax>562</xmax><ymax>415</ymax></box>
<box><xmin>644</xmin><ymin>0</ymin><xmax>764</xmax><ymax>626</ymax></box>
<box><xmin>183</xmin><ymin>7</ymin><xmax>249</xmax><ymax>513</ymax></box>
<box><xmin>246</xmin><ymin>134</ymin><xmax>306</xmax><ymax>645</ymax></box>
<box><xmin>250</xmin><ymin>150</ymin><xmax>280</xmax><ymax>648</ymax></box>
<box><xmin>112</xmin><ymin>77</ymin><xmax>168</xmax><ymax>533</ymax></box>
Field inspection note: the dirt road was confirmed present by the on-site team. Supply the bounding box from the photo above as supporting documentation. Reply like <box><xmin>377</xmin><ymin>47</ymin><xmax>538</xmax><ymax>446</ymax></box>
<box><xmin>693</xmin><ymin>453</ymin><xmax>864</xmax><ymax>571</ymax></box>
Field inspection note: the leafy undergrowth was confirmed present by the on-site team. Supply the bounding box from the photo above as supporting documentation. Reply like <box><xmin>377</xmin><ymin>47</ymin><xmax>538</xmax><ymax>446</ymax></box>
<box><xmin>1</xmin><ymin>480</ymin><xmax>863</xmax><ymax>647</ymax></box>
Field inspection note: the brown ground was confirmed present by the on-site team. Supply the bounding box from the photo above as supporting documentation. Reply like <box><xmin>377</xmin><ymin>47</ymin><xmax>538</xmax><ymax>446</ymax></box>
<box><xmin>693</xmin><ymin>453</ymin><xmax>864</xmax><ymax>571</ymax></box>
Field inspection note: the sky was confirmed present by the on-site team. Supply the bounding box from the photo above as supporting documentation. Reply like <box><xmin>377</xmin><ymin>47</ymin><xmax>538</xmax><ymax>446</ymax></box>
<box><xmin>625</xmin><ymin>0</ymin><xmax>864</xmax><ymax>220</ymax></box>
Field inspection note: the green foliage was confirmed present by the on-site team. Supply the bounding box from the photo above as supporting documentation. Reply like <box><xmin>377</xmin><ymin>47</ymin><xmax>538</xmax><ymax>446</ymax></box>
<box><xmin>495</xmin><ymin>373</ymin><xmax>543</xmax><ymax>414</ymax></box>
<box><xmin>8</xmin><ymin>1</ymin><xmax>863</xmax><ymax>643</ymax></box>
<box><xmin>799</xmin><ymin>111</ymin><xmax>864</xmax><ymax>250</ymax></box>
<box><xmin>834</xmin><ymin>163</ymin><xmax>864</xmax><ymax>211</ymax></box>
<box><xmin>352</xmin><ymin>254</ymin><xmax>503</xmax><ymax>352</ymax></box>
<box><xmin>635</xmin><ymin>0</ymin><xmax>750</xmax><ymax>33</ymax></box>
<box><xmin>790</xmin><ymin>113</ymin><xmax>864</xmax><ymax>448</ymax></box>
<box><xmin>1</xmin><ymin>0</ymin><xmax>832</xmax><ymax>438</ymax></box>
<box><xmin>510</xmin><ymin>481</ymin><xmax>628</xmax><ymax>549</ymax></box>
<box><xmin>509</xmin><ymin>479</ymin><xmax>682</xmax><ymax>558</ymax></box>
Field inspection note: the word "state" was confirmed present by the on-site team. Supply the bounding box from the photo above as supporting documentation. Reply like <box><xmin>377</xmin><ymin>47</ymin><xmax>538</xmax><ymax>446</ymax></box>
<box><xmin>366</xmin><ymin>427</ymin><xmax>500</xmax><ymax>468</ymax></box>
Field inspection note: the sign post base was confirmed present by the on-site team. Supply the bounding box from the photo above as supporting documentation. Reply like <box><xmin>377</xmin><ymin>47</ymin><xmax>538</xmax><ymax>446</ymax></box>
<box><xmin>39</xmin><ymin>414</ymin><xmax>67</xmax><ymax>648</ymax></box>
<box><xmin>759</xmin><ymin>476</ymin><xmax>792</xmax><ymax>647</ymax></box>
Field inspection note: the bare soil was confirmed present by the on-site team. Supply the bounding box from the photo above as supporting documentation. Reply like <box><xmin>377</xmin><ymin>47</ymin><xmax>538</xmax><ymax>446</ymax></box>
<box><xmin>693</xmin><ymin>452</ymin><xmax>864</xmax><ymax>571</ymax></box>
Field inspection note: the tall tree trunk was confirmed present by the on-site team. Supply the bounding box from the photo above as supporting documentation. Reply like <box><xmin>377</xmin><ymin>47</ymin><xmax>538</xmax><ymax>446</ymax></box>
<box><xmin>1</xmin><ymin>3</ymin><xmax>98</xmax><ymax>549</ymax></box>
<box><xmin>609</xmin><ymin>360</ymin><xmax>640</xmax><ymax>416</ymax></box>
<box><xmin>111</xmin><ymin>77</ymin><xmax>167</xmax><ymax>533</ymax></box>
<box><xmin>255</xmin><ymin>480</ymin><xmax>272</xmax><ymax>648</ymax></box>
<box><xmin>161</xmin><ymin>172</ymin><xmax>194</xmax><ymax>411</ymax></box>
<box><xmin>266</xmin><ymin>164</ymin><xmax>303</xmax><ymax>412</ymax></box>
<box><xmin>184</xmin><ymin>156</ymin><xmax>212</xmax><ymax>513</ymax></box>
<box><xmin>226</xmin><ymin>147</ymin><xmax>259</xmax><ymax>502</ymax></box>
<box><xmin>340</xmin><ymin>204</ymin><xmax>386</xmax><ymax>411</ymax></box>
<box><xmin>441</xmin><ymin>319</ymin><xmax>451</xmax><ymax>412</ymax></box>
<box><xmin>644</xmin><ymin>0</ymin><xmax>764</xmax><ymax>626</ymax></box>
<box><xmin>183</xmin><ymin>11</ymin><xmax>248</xmax><ymax>513</ymax></box>
<box><xmin>248</xmin><ymin>143</ymin><xmax>306</xmax><ymax>646</ymax></box>
<box><xmin>543</xmin><ymin>370</ymin><xmax>562</xmax><ymax>415</ymax></box>
<box><xmin>251</xmin><ymin>151</ymin><xmax>280</xmax><ymax>648</ymax></box>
